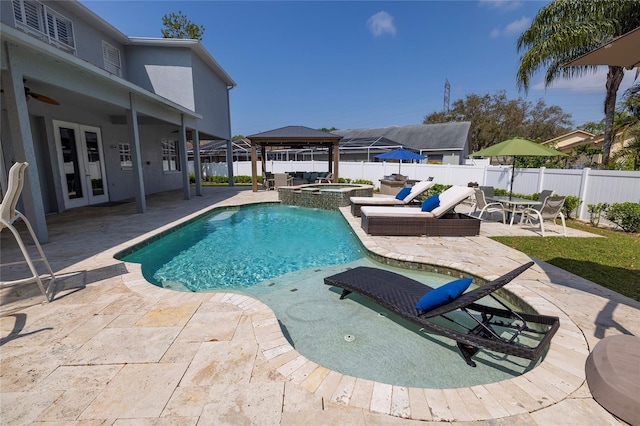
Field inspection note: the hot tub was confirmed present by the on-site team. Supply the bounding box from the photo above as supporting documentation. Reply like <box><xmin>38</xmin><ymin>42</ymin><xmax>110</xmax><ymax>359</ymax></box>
<box><xmin>278</xmin><ymin>183</ymin><xmax>374</xmax><ymax>210</ymax></box>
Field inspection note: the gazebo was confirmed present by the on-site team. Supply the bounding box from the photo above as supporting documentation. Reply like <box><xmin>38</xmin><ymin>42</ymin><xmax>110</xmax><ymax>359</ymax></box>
<box><xmin>247</xmin><ymin>126</ymin><xmax>342</xmax><ymax>192</ymax></box>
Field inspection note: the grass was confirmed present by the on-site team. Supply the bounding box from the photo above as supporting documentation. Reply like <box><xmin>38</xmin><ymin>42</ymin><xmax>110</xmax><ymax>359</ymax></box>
<box><xmin>492</xmin><ymin>221</ymin><xmax>640</xmax><ymax>301</ymax></box>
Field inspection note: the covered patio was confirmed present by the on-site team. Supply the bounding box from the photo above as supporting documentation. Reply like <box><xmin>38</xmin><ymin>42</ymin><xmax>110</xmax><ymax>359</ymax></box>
<box><xmin>247</xmin><ymin>126</ymin><xmax>342</xmax><ymax>191</ymax></box>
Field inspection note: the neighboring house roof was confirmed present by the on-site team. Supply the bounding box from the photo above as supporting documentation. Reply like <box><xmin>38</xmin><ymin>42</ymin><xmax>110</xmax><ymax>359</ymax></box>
<box><xmin>248</xmin><ymin>126</ymin><xmax>341</xmax><ymax>140</ymax></box>
<box><xmin>543</xmin><ymin>128</ymin><xmax>630</xmax><ymax>153</ymax></box>
<box><xmin>543</xmin><ymin>130</ymin><xmax>596</xmax><ymax>146</ymax></box>
<box><xmin>334</xmin><ymin>122</ymin><xmax>471</xmax><ymax>152</ymax></box>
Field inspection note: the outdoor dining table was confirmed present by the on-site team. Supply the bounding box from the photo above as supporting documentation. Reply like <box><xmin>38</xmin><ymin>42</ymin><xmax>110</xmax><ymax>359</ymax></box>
<box><xmin>487</xmin><ymin>196</ymin><xmax>543</xmax><ymax>226</ymax></box>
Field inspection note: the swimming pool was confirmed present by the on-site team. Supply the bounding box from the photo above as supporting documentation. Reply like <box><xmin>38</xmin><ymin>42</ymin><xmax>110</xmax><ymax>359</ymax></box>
<box><xmin>117</xmin><ymin>203</ymin><xmax>540</xmax><ymax>387</ymax></box>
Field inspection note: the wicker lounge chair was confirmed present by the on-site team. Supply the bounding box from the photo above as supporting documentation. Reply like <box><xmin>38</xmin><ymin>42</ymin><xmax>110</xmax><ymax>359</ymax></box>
<box><xmin>350</xmin><ymin>180</ymin><xmax>436</xmax><ymax>216</ymax></box>
<box><xmin>324</xmin><ymin>261</ymin><xmax>559</xmax><ymax>367</ymax></box>
<box><xmin>360</xmin><ymin>185</ymin><xmax>477</xmax><ymax>236</ymax></box>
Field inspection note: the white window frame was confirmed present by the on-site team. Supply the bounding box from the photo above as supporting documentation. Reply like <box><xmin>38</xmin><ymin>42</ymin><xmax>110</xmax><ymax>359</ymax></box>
<box><xmin>12</xmin><ymin>0</ymin><xmax>76</xmax><ymax>54</ymax></box>
<box><xmin>102</xmin><ymin>41</ymin><xmax>122</xmax><ymax>77</ymax></box>
<box><xmin>162</xmin><ymin>139</ymin><xmax>180</xmax><ymax>172</ymax></box>
<box><xmin>118</xmin><ymin>142</ymin><xmax>132</xmax><ymax>169</ymax></box>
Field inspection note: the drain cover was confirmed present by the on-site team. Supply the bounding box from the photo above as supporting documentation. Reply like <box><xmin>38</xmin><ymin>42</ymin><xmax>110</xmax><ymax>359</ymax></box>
<box><xmin>344</xmin><ymin>334</ymin><xmax>355</xmax><ymax>342</ymax></box>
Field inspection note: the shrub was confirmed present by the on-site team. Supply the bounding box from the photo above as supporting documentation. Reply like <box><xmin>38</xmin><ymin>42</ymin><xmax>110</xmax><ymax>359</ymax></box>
<box><xmin>587</xmin><ymin>203</ymin><xmax>609</xmax><ymax>228</ymax></box>
<box><xmin>605</xmin><ymin>202</ymin><xmax>640</xmax><ymax>233</ymax></box>
<box><xmin>352</xmin><ymin>179</ymin><xmax>373</xmax><ymax>185</ymax></box>
<box><xmin>189</xmin><ymin>174</ymin><xmax>196</xmax><ymax>184</ymax></box>
<box><xmin>562</xmin><ymin>195</ymin><xmax>582</xmax><ymax>219</ymax></box>
<box><xmin>233</xmin><ymin>175</ymin><xmax>253</xmax><ymax>184</ymax></box>
<box><xmin>338</xmin><ymin>177</ymin><xmax>352</xmax><ymax>183</ymax></box>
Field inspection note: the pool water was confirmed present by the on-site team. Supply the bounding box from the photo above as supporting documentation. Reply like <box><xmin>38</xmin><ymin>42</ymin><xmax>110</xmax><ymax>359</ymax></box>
<box><xmin>121</xmin><ymin>204</ymin><xmax>364</xmax><ymax>291</ymax></box>
<box><xmin>119</xmin><ymin>203</ymin><xmax>540</xmax><ymax>388</ymax></box>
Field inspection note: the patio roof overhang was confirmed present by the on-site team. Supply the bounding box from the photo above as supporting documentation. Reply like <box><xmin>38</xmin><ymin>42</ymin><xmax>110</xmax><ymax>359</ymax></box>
<box><xmin>564</xmin><ymin>27</ymin><xmax>640</xmax><ymax>69</ymax></box>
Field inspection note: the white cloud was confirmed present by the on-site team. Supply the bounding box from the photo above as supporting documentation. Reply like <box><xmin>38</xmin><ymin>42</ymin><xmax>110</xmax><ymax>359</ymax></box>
<box><xmin>367</xmin><ymin>11</ymin><xmax>396</xmax><ymax>37</ymax></box>
<box><xmin>504</xmin><ymin>16</ymin><xmax>531</xmax><ymax>35</ymax></box>
<box><xmin>532</xmin><ymin>68</ymin><xmax>637</xmax><ymax>93</ymax></box>
<box><xmin>491</xmin><ymin>16</ymin><xmax>531</xmax><ymax>38</ymax></box>
<box><xmin>479</xmin><ymin>0</ymin><xmax>523</xmax><ymax>11</ymax></box>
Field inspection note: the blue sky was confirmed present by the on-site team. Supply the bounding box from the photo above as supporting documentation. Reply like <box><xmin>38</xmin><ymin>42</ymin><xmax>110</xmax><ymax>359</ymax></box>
<box><xmin>80</xmin><ymin>0</ymin><xmax>636</xmax><ymax>137</ymax></box>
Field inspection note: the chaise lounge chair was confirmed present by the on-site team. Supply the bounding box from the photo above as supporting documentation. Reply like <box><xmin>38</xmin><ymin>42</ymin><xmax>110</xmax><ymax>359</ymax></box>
<box><xmin>324</xmin><ymin>261</ymin><xmax>559</xmax><ymax>367</ymax></box>
<box><xmin>359</xmin><ymin>185</ymin><xmax>477</xmax><ymax>236</ymax></box>
<box><xmin>349</xmin><ymin>180</ymin><xmax>435</xmax><ymax>217</ymax></box>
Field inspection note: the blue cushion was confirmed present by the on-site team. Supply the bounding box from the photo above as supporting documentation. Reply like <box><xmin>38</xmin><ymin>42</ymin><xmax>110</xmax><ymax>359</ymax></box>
<box><xmin>415</xmin><ymin>278</ymin><xmax>473</xmax><ymax>311</ymax></box>
<box><xmin>395</xmin><ymin>187</ymin><xmax>412</xmax><ymax>200</ymax></box>
<box><xmin>421</xmin><ymin>194</ymin><xmax>440</xmax><ymax>212</ymax></box>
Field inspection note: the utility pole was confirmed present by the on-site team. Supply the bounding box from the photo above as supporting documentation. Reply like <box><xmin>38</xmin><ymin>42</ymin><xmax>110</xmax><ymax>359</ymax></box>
<box><xmin>443</xmin><ymin>79</ymin><xmax>450</xmax><ymax>113</ymax></box>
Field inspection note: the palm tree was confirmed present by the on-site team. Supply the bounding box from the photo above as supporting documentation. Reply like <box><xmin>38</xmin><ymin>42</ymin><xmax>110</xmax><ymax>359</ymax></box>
<box><xmin>516</xmin><ymin>0</ymin><xmax>640</xmax><ymax>166</ymax></box>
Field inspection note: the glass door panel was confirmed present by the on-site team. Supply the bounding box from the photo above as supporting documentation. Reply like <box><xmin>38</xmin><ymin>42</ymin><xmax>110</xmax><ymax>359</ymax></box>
<box><xmin>54</xmin><ymin>121</ymin><xmax>109</xmax><ymax>209</ymax></box>
<box><xmin>59</xmin><ymin>126</ymin><xmax>83</xmax><ymax>200</ymax></box>
<box><xmin>83</xmin><ymin>130</ymin><xmax>105</xmax><ymax>197</ymax></box>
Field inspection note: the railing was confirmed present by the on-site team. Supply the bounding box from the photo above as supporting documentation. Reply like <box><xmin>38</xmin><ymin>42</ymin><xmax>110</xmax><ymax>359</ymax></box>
<box><xmin>188</xmin><ymin>160</ymin><xmax>640</xmax><ymax>221</ymax></box>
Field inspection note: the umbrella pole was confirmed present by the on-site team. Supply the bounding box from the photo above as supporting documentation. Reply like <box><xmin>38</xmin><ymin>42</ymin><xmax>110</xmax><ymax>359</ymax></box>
<box><xmin>509</xmin><ymin>157</ymin><xmax>516</xmax><ymax>200</ymax></box>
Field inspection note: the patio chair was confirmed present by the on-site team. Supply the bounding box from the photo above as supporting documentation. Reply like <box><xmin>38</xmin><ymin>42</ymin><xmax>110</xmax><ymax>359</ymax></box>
<box><xmin>521</xmin><ymin>195</ymin><xmax>567</xmax><ymax>237</ymax></box>
<box><xmin>359</xmin><ymin>186</ymin><xmax>477</xmax><ymax>236</ymax></box>
<box><xmin>324</xmin><ymin>261</ymin><xmax>559</xmax><ymax>367</ymax></box>
<box><xmin>469</xmin><ymin>188</ymin><xmax>506</xmax><ymax>223</ymax></box>
<box><xmin>350</xmin><ymin>180</ymin><xmax>435</xmax><ymax>216</ymax></box>
<box><xmin>273</xmin><ymin>173</ymin><xmax>293</xmax><ymax>189</ymax></box>
<box><xmin>316</xmin><ymin>172</ymin><xmax>333</xmax><ymax>183</ymax></box>
<box><xmin>263</xmin><ymin>172</ymin><xmax>275</xmax><ymax>190</ymax></box>
<box><xmin>479</xmin><ymin>186</ymin><xmax>494</xmax><ymax>198</ymax></box>
<box><xmin>511</xmin><ymin>189</ymin><xmax>554</xmax><ymax>226</ymax></box>
<box><xmin>0</xmin><ymin>162</ymin><xmax>56</xmax><ymax>302</ymax></box>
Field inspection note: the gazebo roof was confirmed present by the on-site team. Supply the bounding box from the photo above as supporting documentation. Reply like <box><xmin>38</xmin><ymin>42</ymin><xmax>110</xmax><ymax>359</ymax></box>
<box><xmin>247</xmin><ymin>126</ymin><xmax>342</xmax><ymax>147</ymax></box>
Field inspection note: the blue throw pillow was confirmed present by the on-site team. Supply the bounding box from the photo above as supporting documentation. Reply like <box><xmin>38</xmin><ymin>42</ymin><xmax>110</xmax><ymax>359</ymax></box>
<box><xmin>395</xmin><ymin>187</ymin><xmax>412</xmax><ymax>200</ymax></box>
<box><xmin>421</xmin><ymin>194</ymin><xmax>440</xmax><ymax>212</ymax></box>
<box><xmin>415</xmin><ymin>278</ymin><xmax>473</xmax><ymax>311</ymax></box>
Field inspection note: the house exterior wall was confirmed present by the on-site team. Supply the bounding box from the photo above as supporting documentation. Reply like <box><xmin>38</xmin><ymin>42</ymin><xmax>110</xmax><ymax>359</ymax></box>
<box><xmin>191</xmin><ymin>52</ymin><xmax>231</xmax><ymax>139</ymax></box>
<box><xmin>2</xmin><ymin>1</ymin><xmax>128</xmax><ymax>76</ymax></box>
<box><xmin>1</xmin><ymin>0</ymin><xmax>233</xmax><ymax>239</ymax></box>
<box><xmin>126</xmin><ymin>46</ymin><xmax>195</xmax><ymax>110</ymax></box>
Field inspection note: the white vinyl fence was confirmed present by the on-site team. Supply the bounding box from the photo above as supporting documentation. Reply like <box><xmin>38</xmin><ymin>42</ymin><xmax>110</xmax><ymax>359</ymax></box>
<box><xmin>189</xmin><ymin>160</ymin><xmax>640</xmax><ymax>221</ymax></box>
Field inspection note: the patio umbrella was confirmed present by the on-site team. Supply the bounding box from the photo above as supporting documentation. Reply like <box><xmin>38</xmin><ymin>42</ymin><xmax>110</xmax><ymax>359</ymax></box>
<box><xmin>375</xmin><ymin>148</ymin><xmax>426</xmax><ymax>174</ymax></box>
<box><xmin>470</xmin><ymin>138</ymin><xmax>567</xmax><ymax>199</ymax></box>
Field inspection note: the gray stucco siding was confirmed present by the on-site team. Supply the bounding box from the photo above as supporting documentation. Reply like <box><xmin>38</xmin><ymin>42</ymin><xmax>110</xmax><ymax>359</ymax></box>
<box><xmin>191</xmin><ymin>51</ymin><xmax>230</xmax><ymax>139</ymax></box>
<box><xmin>126</xmin><ymin>46</ymin><xmax>195</xmax><ymax>111</ymax></box>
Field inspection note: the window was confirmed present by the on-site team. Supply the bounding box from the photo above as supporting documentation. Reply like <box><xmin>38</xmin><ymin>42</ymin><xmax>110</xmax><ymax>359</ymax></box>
<box><xmin>12</xmin><ymin>0</ymin><xmax>75</xmax><ymax>54</ymax></box>
<box><xmin>102</xmin><ymin>41</ymin><xmax>122</xmax><ymax>76</ymax></box>
<box><xmin>118</xmin><ymin>143</ymin><xmax>132</xmax><ymax>169</ymax></box>
<box><xmin>162</xmin><ymin>139</ymin><xmax>180</xmax><ymax>172</ymax></box>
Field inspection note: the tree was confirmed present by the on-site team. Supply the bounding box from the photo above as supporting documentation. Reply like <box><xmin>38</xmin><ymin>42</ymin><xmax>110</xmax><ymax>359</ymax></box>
<box><xmin>161</xmin><ymin>11</ymin><xmax>205</xmax><ymax>41</ymax></box>
<box><xmin>318</xmin><ymin>127</ymin><xmax>337</xmax><ymax>133</ymax></box>
<box><xmin>232</xmin><ymin>135</ymin><xmax>246</xmax><ymax>141</ymax></box>
<box><xmin>611</xmin><ymin>82</ymin><xmax>640</xmax><ymax>170</ymax></box>
<box><xmin>516</xmin><ymin>0</ymin><xmax>640</xmax><ymax>166</ymax></box>
<box><xmin>423</xmin><ymin>90</ymin><xmax>572</xmax><ymax>153</ymax></box>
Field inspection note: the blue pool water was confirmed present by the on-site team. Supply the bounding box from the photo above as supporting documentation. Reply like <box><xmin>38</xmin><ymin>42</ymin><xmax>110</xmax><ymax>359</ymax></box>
<box><xmin>119</xmin><ymin>203</ymin><xmax>539</xmax><ymax>388</ymax></box>
<box><xmin>122</xmin><ymin>204</ymin><xmax>364</xmax><ymax>291</ymax></box>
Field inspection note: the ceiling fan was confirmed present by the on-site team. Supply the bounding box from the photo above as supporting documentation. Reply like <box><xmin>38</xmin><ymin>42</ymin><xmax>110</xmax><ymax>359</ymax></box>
<box><xmin>1</xmin><ymin>80</ymin><xmax>60</xmax><ymax>105</ymax></box>
<box><xmin>24</xmin><ymin>81</ymin><xmax>60</xmax><ymax>105</ymax></box>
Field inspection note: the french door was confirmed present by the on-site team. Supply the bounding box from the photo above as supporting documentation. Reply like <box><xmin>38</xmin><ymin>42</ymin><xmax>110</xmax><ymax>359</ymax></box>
<box><xmin>53</xmin><ymin>120</ymin><xmax>109</xmax><ymax>209</ymax></box>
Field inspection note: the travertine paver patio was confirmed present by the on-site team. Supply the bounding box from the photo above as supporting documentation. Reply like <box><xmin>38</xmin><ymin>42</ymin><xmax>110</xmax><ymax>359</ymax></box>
<box><xmin>1</xmin><ymin>186</ymin><xmax>638</xmax><ymax>425</ymax></box>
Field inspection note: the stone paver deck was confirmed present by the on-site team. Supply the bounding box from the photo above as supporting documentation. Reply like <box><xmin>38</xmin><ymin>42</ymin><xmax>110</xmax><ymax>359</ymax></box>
<box><xmin>1</xmin><ymin>187</ymin><xmax>638</xmax><ymax>425</ymax></box>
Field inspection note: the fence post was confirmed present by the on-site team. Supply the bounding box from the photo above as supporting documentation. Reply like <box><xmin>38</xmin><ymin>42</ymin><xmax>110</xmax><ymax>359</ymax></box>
<box><xmin>577</xmin><ymin>167</ymin><xmax>591</xmax><ymax>221</ymax></box>
<box><xmin>537</xmin><ymin>167</ymin><xmax>545</xmax><ymax>192</ymax></box>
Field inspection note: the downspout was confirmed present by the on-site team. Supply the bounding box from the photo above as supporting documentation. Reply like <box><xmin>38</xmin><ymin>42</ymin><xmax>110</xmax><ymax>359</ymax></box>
<box><xmin>226</xmin><ymin>85</ymin><xmax>235</xmax><ymax>187</ymax></box>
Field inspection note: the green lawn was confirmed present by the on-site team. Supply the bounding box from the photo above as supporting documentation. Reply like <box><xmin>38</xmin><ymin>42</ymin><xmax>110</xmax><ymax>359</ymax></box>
<box><xmin>492</xmin><ymin>221</ymin><xmax>640</xmax><ymax>301</ymax></box>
